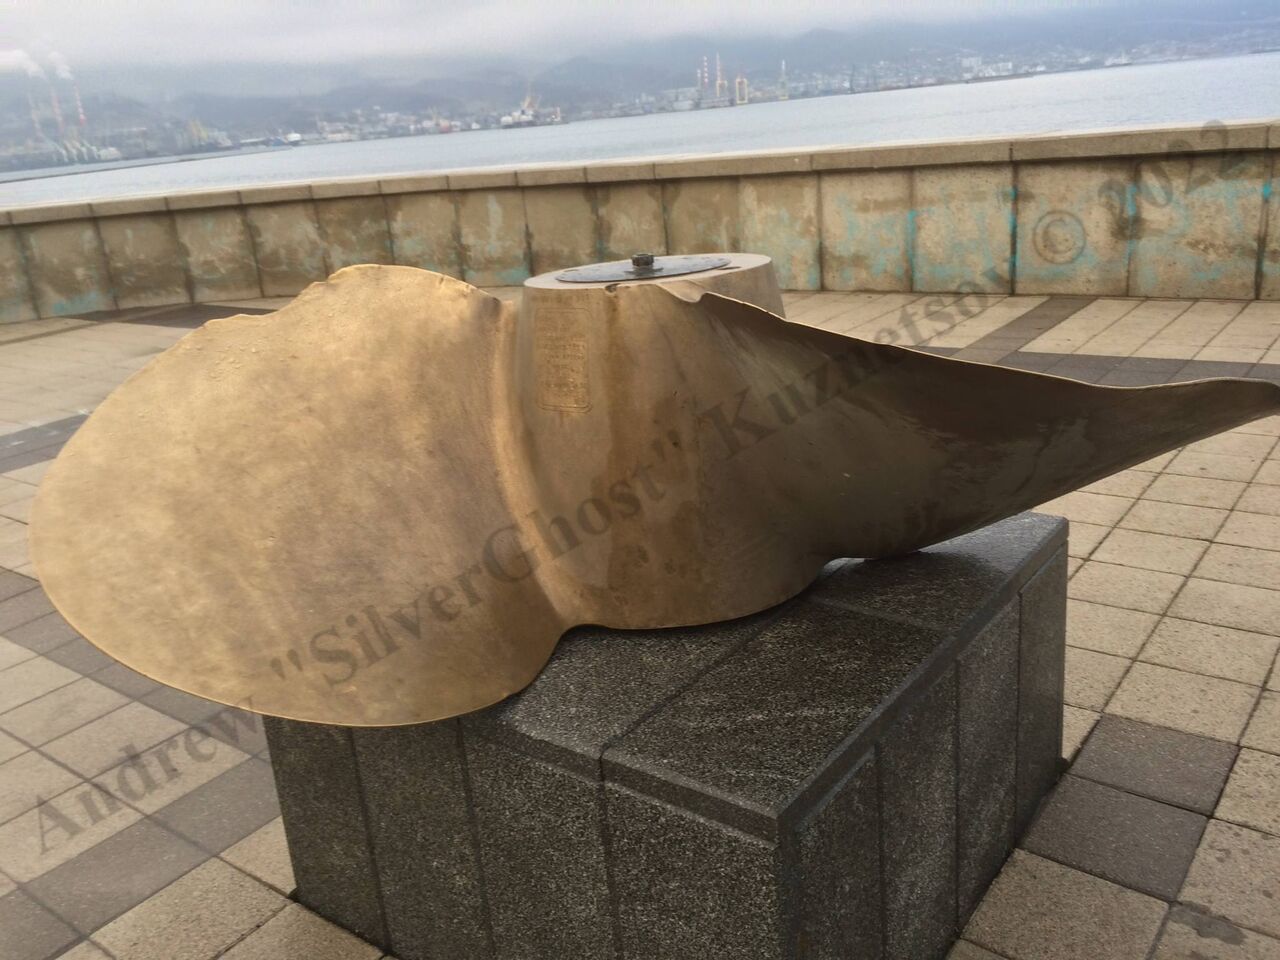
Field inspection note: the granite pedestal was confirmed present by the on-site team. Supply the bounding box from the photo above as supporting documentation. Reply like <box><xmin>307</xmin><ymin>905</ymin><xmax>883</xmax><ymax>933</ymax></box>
<box><xmin>264</xmin><ymin>512</ymin><xmax>1067</xmax><ymax>960</ymax></box>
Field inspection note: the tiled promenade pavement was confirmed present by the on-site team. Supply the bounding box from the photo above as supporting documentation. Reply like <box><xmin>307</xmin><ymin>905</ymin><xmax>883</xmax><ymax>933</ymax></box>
<box><xmin>0</xmin><ymin>288</ymin><xmax>1277</xmax><ymax>960</ymax></box>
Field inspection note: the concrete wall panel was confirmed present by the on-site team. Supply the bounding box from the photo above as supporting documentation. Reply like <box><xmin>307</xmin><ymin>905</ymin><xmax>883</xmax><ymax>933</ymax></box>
<box><xmin>913</xmin><ymin>165</ymin><xmax>1014</xmax><ymax>294</ymax></box>
<box><xmin>173</xmin><ymin>207</ymin><xmax>261</xmax><ymax>302</ymax></box>
<box><xmin>1257</xmin><ymin>155</ymin><xmax>1278</xmax><ymax>301</ymax></box>
<box><xmin>663</xmin><ymin>180</ymin><xmax>740</xmax><ymax>256</ymax></box>
<box><xmin>458</xmin><ymin>188</ymin><xmax>530</xmax><ymax>286</ymax></box>
<box><xmin>1015</xmin><ymin>160</ymin><xmax>1133</xmax><ymax>296</ymax></box>
<box><xmin>245</xmin><ymin>201</ymin><xmax>329</xmax><ymax>297</ymax></box>
<box><xmin>19</xmin><ymin>219</ymin><xmax>113</xmax><ymax>317</ymax></box>
<box><xmin>740</xmin><ymin>174</ymin><xmax>820</xmax><ymax>291</ymax></box>
<box><xmin>0</xmin><ymin>228</ymin><xmax>36</xmax><ymax>323</ymax></box>
<box><xmin>98</xmin><ymin>213</ymin><xmax>190</xmax><ymax>309</ymax></box>
<box><xmin>315</xmin><ymin>196</ymin><xmax>393</xmax><ymax>270</ymax></box>
<box><xmin>524</xmin><ymin>185</ymin><xmax>596</xmax><ymax>275</ymax></box>
<box><xmin>819</xmin><ymin>170</ymin><xmax>911</xmax><ymax>292</ymax></box>
<box><xmin>1129</xmin><ymin>151</ymin><xmax>1268</xmax><ymax>300</ymax></box>
<box><xmin>386</xmin><ymin>192</ymin><xmax>462</xmax><ymax>278</ymax></box>
<box><xmin>595</xmin><ymin>182</ymin><xmax>666</xmax><ymax>261</ymax></box>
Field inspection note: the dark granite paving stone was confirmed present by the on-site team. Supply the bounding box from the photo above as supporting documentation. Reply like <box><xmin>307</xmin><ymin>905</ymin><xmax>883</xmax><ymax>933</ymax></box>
<box><xmin>1100</xmin><ymin>370</ymin><xmax>1174</xmax><ymax>386</ymax></box>
<box><xmin>263</xmin><ymin>717</ymin><xmax>387</xmax><ymax>948</ymax></box>
<box><xmin>956</xmin><ymin>297</ymin><xmax>1095</xmax><ymax>361</ymax></box>
<box><xmin>881</xmin><ymin>670</ymin><xmax>958</xmax><ymax>960</ymax></box>
<box><xmin>1016</xmin><ymin>548</ymin><xmax>1067</xmax><ymax>835</ymax></box>
<box><xmin>43</xmin><ymin>637</ymin><xmax>113</xmax><ymax>674</ymax></box>
<box><xmin>0</xmin><ymin>587</ymin><xmax>54</xmax><ymax>633</ymax></box>
<box><xmin>141</xmin><ymin>685</ymin><xmax>226</xmax><ymax>727</ymax></box>
<box><xmin>1117</xmin><ymin>356</ymin><xmax>1186</xmax><ymax>374</ymax></box>
<box><xmin>1048</xmin><ymin>355</ymin><xmax>1125</xmax><ymax>377</ymax></box>
<box><xmin>0</xmin><ymin>890</ymin><xmax>78</xmax><ymax>960</ymax></box>
<box><xmin>354</xmin><ymin>721</ymin><xmax>491</xmax><ymax>960</ymax></box>
<box><xmin>25</xmin><ymin>818</ymin><xmax>206</xmax><ymax>933</ymax></box>
<box><xmin>152</xmin><ymin>756</ymin><xmax>279</xmax><ymax>853</ymax></box>
<box><xmin>91</xmin><ymin>661</ymin><xmax>162</xmax><ymax>697</ymax></box>
<box><xmin>467</xmin><ymin>734</ymin><xmax>610</xmax><ymax>960</ymax></box>
<box><xmin>3</xmin><ymin>611</ymin><xmax>78</xmax><ymax>654</ymax></box>
<box><xmin>998</xmin><ymin>353</ymin><xmax>1060</xmax><ymax>372</ymax></box>
<box><xmin>1069</xmin><ymin>715</ymin><xmax>1236</xmax><ymax>815</ymax></box>
<box><xmin>957</xmin><ymin>603</ymin><xmax>1019</xmax><ymax>923</ymax></box>
<box><xmin>0</xmin><ymin>569</ymin><xmax>38</xmax><ymax>605</ymax></box>
<box><xmin>605</xmin><ymin>596</ymin><xmax>947</xmax><ymax>835</ymax></box>
<box><xmin>607</xmin><ymin>783</ymin><xmax>780</xmax><ymax>960</ymax></box>
<box><xmin>1021</xmin><ymin>774</ymin><xmax>1206</xmax><ymax>900</ymax></box>
<box><xmin>465</xmin><ymin>615</ymin><xmax>771</xmax><ymax>777</ymax></box>
<box><xmin>1176</xmin><ymin>360</ymin><xmax>1254</xmax><ymax>381</ymax></box>
<box><xmin>1249</xmin><ymin>362</ymin><xmax>1280</xmax><ymax>384</ymax></box>
<box><xmin>797</xmin><ymin>752</ymin><xmax>882</xmax><ymax>959</ymax></box>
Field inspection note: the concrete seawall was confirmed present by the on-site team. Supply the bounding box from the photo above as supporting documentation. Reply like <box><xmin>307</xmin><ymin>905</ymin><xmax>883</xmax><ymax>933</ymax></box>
<box><xmin>1</xmin><ymin>119</ymin><xmax>1279</xmax><ymax>322</ymax></box>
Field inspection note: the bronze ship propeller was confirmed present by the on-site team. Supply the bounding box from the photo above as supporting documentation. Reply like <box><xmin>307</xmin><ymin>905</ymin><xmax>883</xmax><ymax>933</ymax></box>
<box><xmin>29</xmin><ymin>255</ymin><xmax>1280</xmax><ymax>726</ymax></box>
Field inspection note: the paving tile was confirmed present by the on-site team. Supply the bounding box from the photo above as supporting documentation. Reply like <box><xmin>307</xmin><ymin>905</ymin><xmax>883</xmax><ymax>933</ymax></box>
<box><xmin>0</xmin><ymin>655</ymin><xmax>79</xmax><ymax>714</ymax></box>
<box><xmin>1195</xmin><ymin>543</ymin><xmax>1280</xmax><ymax>593</ymax></box>
<box><xmin>1065</xmin><ymin>647</ymin><xmax>1130</xmax><ymax>711</ymax></box>
<box><xmin>1190</xmin><ymin>433</ymin><xmax>1277</xmax><ymax>460</ymax></box>
<box><xmin>1067</xmin><ymin>556</ymin><xmax>1083</xmax><ymax>578</ymax></box>
<box><xmin>1170</xmin><ymin>579</ymin><xmax>1280</xmax><ymax>637</ymax></box>
<box><xmin>152</xmin><ymin>756</ymin><xmax>278</xmax><ymax>852</ymax></box>
<box><xmin>1068</xmin><ymin>521</ymin><xmax>1110</xmax><ymax>558</ymax></box>
<box><xmin>25</xmin><ymin>819</ymin><xmax>206</xmax><ymax>934</ymax></box>
<box><xmin>0</xmin><ymin>636</ymin><xmax>33</xmax><ymax>671</ymax></box>
<box><xmin>1237</xmin><ymin>483</ymin><xmax>1280</xmax><ymax>517</ymax></box>
<box><xmin>1108</xmin><ymin>662</ymin><xmax>1259</xmax><ymax>742</ymax></box>
<box><xmin>1166</xmin><ymin>451</ymin><xmax>1264</xmax><ymax>483</ymax></box>
<box><xmin>0</xmin><ymin>729</ymin><xmax>22</xmax><ymax>764</ymax></box>
<box><xmin>91</xmin><ymin>729</ymin><xmax>251</xmax><ymax>815</ymax></box>
<box><xmin>0</xmin><ymin>677</ymin><xmax>128</xmax><ymax>746</ymax></box>
<box><xmin>0</xmin><ymin>889</ymin><xmax>78</xmax><ymax>960</ymax></box>
<box><xmin>3</xmin><ymin>612</ymin><xmax>79</xmax><ymax>654</ymax></box>
<box><xmin>1067</xmin><ymin>600</ymin><xmax>1158</xmax><ymax>657</ymax></box>
<box><xmin>1121</xmin><ymin>500</ymin><xmax>1228</xmax><ymax>539</ymax></box>
<box><xmin>1070</xmin><ymin>715</ymin><xmax>1236</xmax><ymax>814</ymax></box>
<box><xmin>43</xmin><ymin>637</ymin><xmax>114</xmax><ymax>675</ymax></box>
<box><xmin>220</xmin><ymin>902</ymin><xmax>381</xmax><ymax>960</ymax></box>
<box><xmin>1182</xmin><ymin>820</ymin><xmax>1280</xmax><ymax>938</ymax></box>
<box><xmin>0</xmin><ymin>587</ymin><xmax>53</xmax><ymax>634</ymax></box>
<box><xmin>200</xmin><ymin>707</ymin><xmax>268</xmax><ymax>754</ymax></box>
<box><xmin>221</xmin><ymin>818</ymin><xmax>294</xmax><ymax>894</ymax></box>
<box><xmin>91</xmin><ymin>661</ymin><xmax>162</xmax><ymax>698</ymax></box>
<box><xmin>0</xmin><ymin>781</ymin><xmax>142</xmax><ymax>882</ymax></box>
<box><xmin>965</xmin><ymin>850</ymin><xmax>1167</xmax><ymax>960</ymax></box>
<box><xmin>43</xmin><ymin>702</ymin><xmax>186</xmax><ymax>777</ymax></box>
<box><xmin>1217</xmin><ymin>512</ymin><xmax>1280</xmax><ymax>552</ymax></box>
<box><xmin>1039</xmin><ymin>491</ymin><xmax>1133</xmax><ymax>526</ymax></box>
<box><xmin>1069</xmin><ymin>561</ymin><xmax>1184</xmax><ymax>614</ymax></box>
<box><xmin>141</xmin><ymin>685</ymin><xmax>226</xmax><ymax>726</ymax></box>
<box><xmin>0</xmin><ymin>570</ymin><xmax>37</xmax><ymax>604</ymax></box>
<box><xmin>93</xmin><ymin>859</ymin><xmax>287</xmax><ymax>960</ymax></box>
<box><xmin>1022</xmin><ymin>775</ymin><xmax>1205</xmax><ymax>899</ymax></box>
<box><xmin>1080</xmin><ymin>469</ymin><xmax>1155</xmax><ymax>499</ymax></box>
<box><xmin>55</xmin><ymin>943</ymin><xmax>113</xmax><ymax>960</ymax></box>
<box><xmin>1093</xmin><ymin>529</ymin><xmax>1208</xmax><ymax>575</ymax></box>
<box><xmin>1136</xmin><ymin>451</ymin><xmax>1178</xmax><ymax>472</ymax></box>
<box><xmin>1144</xmin><ymin>474</ymin><xmax>1248</xmax><ymax>509</ymax></box>
<box><xmin>1062</xmin><ymin>705</ymin><xmax>1100</xmax><ymax>760</ymax></box>
<box><xmin>0</xmin><ymin>748</ymin><xmax>82</xmax><ymax>826</ymax></box>
<box><xmin>1153</xmin><ymin>904</ymin><xmax>1280</xmax><ymax>959</ymax></box>
<box><xmin>1244</xmin><ymin>691</ymin><xmax>1280</xmax><ymax>753</ymax></box>
<box><xmin>1217</xmin><ymin>748</ymin><xmax>1280</xmax><ymax>836</ymax></box>
<box><xmin>1140</xmin><ymin>617</ymin><xmax>1280</xmax><ymax>686</ymax></box>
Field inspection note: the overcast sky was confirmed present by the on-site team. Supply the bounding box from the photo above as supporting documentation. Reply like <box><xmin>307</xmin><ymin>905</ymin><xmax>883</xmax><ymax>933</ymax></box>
<box><xmin>0</xmin><ymin>0</ymin><xmax>1119</xmax><ymax>70</ymax></box>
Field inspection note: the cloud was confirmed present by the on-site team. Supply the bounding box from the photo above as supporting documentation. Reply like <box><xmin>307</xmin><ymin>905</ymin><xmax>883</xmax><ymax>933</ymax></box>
<box><xmin>0</xmin><ymin>0</ymin><xmax>1122</xmax><ymax>67</ymax></box>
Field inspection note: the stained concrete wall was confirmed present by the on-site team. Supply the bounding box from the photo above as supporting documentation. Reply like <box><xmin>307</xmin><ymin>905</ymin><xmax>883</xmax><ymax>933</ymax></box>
<box><xmin>1</xmin><ymin>119</ymin><xmax>1278</xmax><ymax>321</ymax></box>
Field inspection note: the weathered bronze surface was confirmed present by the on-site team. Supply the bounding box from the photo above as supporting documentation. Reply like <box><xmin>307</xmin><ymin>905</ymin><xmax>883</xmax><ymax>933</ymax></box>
<box><xmin>31</xmin><ymin>257</ymin><xmax>1280</xmax><ymax>726</ymax></box>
